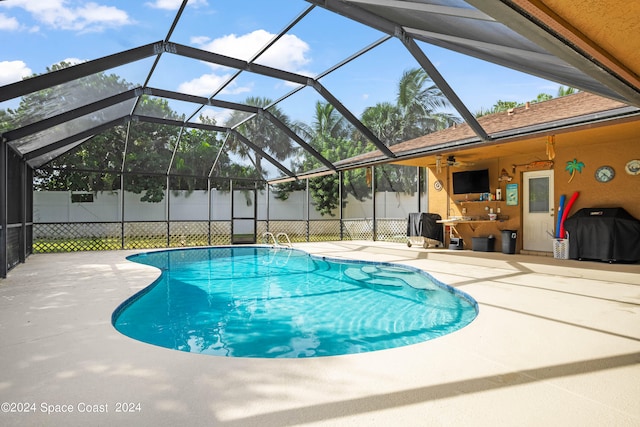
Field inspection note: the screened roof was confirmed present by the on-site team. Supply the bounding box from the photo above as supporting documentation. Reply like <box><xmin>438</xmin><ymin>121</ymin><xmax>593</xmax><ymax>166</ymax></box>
<box><xmin>1</xmin><ymin>0</ymin><xmax>638</xmax><ymax>183</ymax></box>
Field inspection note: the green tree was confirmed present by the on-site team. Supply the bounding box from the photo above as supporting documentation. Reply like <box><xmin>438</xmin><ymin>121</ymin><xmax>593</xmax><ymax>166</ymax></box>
<box><xmin>360</xmin><ymin>102</ymin><xmax>404</xmax><ymax>146</ymax></box>
<box><xmin>225</xmin><ymin>97</ymin><xmax>296</xmax><ymax>180</ymax></box>
<box><xmin>274</xmin><ymin>102</ymin><xmax>374</xmax><ymax>216</ymax></box>
<box><xmin>476</xmin><ymin>86</ymin><xmax>577</xmax><ymax>117</ymax></box>
<box><xmin>534</xmin><ymin>93</ymin><xmax>553</xmax><ymax>102</ymax></box>
<box><xmin>557</xmin><ymin>86</ymin><xmax>578</xmax><ymax>97</ymax></box>
<box><xmin>396</xmin><ymin>68</ymin><xmax>460</xmax><ymax>140</ymax></box>
<box><xmin>0</xmin><ymin>108</ymin><xmax>13</xmax><ymax>133</ymax></box>
<box><xmin>171</xmin><ymin>115</ymin><xmax>228</xmax><ymax>192</ymax></box>
<box><xmin>21</xmin><ymin>62</ymin><xmax>199</xmax><ymax>202</ymax></box>
<box><xmin>358</xmin><ymin>68</ymin><xmax>460</xmax><ymax>145</ymax></box>
<box><xmin>276</xmin><ymin>68</ymin><xmax>458</xmax><ymax>213</ymax></box>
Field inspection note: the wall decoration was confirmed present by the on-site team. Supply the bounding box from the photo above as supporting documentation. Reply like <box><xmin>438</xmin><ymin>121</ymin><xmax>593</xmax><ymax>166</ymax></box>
<box><xmin>433</xmin><ymin>179</ymin><xmax>443</xmax><ymax>191</ymax></box>
<box><xmin>511</xmin><ymin>160</ymin><xmax>553</xmax><ymax>173</ymax></box>
<box><xmin>565</xmin><ymin>158</ymin><xmax>585</xmax><ymax>183</ymax></box>
<box><xmin>498</xmin><ymin>168</ymin><xmax>512</xmax><ymax>182</ymax></box>
<box><xmin>546</xmin><ymin>135</ymin><xmax>556</xmax><ymax>160</ymax></box>
<box><xmin>506</xmin><ymin>183</ymin><xmax>518</xmax><ymax>206</ymax></box>
<box><xmin>595</xmin><ymin>165</ymin><xmax>615</xmax><ymax>183</ymax></box>
<box><xmin>625</xmin><ymin>159</ymin><xmax>640</xmax><ymax>175</ymax></box>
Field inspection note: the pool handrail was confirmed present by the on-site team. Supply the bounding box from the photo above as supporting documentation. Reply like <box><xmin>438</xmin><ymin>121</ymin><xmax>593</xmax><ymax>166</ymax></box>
<box><xmin>276</xmin><ymin>232</ymin><xmax>292</xmax><ymax>247</ymax></box>
<box><xmin>262</xmin><ymin>232</ymin><xmax>292</xmax><ymax>248</ymax></box>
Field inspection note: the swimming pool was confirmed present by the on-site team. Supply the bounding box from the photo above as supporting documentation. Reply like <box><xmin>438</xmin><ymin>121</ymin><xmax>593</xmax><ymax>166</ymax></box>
<box><xmin>113</xmin><ymin>246</ymin><xmax>477</xmax><ymax>358</ymax></box>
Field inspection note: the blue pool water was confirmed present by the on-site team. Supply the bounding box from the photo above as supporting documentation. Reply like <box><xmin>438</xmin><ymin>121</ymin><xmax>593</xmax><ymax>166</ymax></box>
<box><xmin>113</xmin><ymin>246</ymin><xmax>477</xmax><ymax>358</ymax></box>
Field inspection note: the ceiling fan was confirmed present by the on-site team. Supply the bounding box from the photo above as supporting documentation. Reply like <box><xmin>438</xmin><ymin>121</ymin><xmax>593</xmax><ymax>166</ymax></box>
<box><xmin>431</xmin><ymin>155</ymin><xmax>475</xmax><ymax>173</ymax></box>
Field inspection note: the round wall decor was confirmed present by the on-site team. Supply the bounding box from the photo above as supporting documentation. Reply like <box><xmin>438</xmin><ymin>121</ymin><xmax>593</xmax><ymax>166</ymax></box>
<box><xmin>595</xmin><ymin>165</ymin><xmax>615</xmax><ymax>183</ymax></box>
<box><xmin>433</xmin><ymin>179</ymin><xmax>444</xmax><ymax>191</ymax></box>
<box><xmin>625</xmin><ymin>159</ymin><xmax>640</xmax><ymax>175</ymax></box>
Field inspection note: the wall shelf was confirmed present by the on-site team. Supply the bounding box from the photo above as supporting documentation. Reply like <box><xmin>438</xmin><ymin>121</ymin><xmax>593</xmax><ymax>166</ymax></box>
<box><xmin>438</xmin><ymin>216</ymin><xmax>509</xmax><ymax>232</ymax></box>
<box><xmin>455</xmin><ymin>200</ymin><xmax>505</xmax><ymax>205</ymax></box>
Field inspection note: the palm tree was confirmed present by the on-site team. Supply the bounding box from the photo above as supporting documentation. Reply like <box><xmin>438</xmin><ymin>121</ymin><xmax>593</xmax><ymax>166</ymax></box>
<box><xmin>309</xmin><ymin>101</ymin><xmax>350</xmax><ymax>141</ymax></box>
<box><xmin>225</xmin><ymin>96</ymin><xmax>295</xmax><ymax>179</ymax></box>
<box><xmin>475</xmin><ymin>100</ymin><xmax>520</xmax><ymax>117</ymax></box>
<box><xmin>565</xmin><ymin>158</ymin><xmax>585</xmax><ymax>183</ymax></box>
<box><xmin>534</xmin><ymin>93</ymin><xmax>553</xmax><ymax>102</ymax></box>
<box><xmin>396</xmin><ymin>68</ymin><xmax>459</xmax><ymax>139</ymax></box>
<box><xmin>360</xmin><ymin>102</ymin><xmax>404</xmax><ymax>146</ymax></box>
<box><xmin>557</xmin><ymin>86</ymin><xmax>578</xmax><ymax>97</ymax></box>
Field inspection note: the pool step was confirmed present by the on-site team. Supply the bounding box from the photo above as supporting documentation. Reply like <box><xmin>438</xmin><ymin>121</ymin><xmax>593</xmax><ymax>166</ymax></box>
<box><xmin>346</xmin><ymin>265</ymin><xmax>438</xmax><ymax>290</ymax></box>
<box><xmin>344</xmin><ymin>268</ymin><xmax>402</xmax><ymax>288</ymax></box>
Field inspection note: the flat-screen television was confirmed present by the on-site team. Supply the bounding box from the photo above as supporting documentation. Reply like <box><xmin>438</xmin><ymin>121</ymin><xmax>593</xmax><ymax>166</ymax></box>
<box><xmin>452</xmin><ymin>169</ymin><xmax>490</xmax><ymax>194</ymax></box>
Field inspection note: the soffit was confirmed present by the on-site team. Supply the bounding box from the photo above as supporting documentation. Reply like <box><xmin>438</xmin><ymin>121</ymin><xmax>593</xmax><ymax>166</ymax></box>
<box><xmin>510</xmin><ymin>0</ymin><xmax>640</xmax><ymax>91</ymax></box>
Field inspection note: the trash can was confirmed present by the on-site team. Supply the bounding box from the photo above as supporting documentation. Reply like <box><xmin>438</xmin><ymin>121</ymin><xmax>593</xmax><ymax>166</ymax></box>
<box><xmin>501</xmin><ymin>230</ymin><xmax>517</xmax><ymax>254</ymax></box>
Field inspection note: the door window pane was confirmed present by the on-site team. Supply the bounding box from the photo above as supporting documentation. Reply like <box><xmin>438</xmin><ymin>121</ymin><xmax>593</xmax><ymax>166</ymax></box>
<box><xmin>529</xmin><ymin>177</ymin><xmax>549</xmax><ymax>213</ymax></box>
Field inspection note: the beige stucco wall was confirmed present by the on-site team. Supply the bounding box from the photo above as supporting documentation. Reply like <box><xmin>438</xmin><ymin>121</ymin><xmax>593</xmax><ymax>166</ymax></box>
<box><xmin>426</xmin><ymin>130</ymin><xmax>639</xmax><ymax>253</ymax></box>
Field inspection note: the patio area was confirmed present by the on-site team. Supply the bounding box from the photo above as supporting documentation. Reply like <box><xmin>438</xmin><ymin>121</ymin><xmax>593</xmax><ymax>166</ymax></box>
<box><xmin>0</xmin><ymin>241</ymin><xmax>638</xmax><ymax>426</ymax></box>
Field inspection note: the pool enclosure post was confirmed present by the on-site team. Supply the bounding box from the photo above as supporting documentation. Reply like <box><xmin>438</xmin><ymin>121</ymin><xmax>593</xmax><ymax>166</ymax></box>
<box><xmin>166</xmin><ymin>175</ymin><xmax>171</xmax><ymax>247</ymax></box>
<box><xmin>207</xmin><ymin>177</ymin><xmax>212</xmax><ymax>246</ymax></box>
<box><xmin>19</xmin><ymin>157</ymin><xmax>27</xmax><ymax>263</ymax></box>
<box><xmin>306</xmin><ymin>178</ymin><xmax>310</xmax><ymax>241</ymax></box>
<box><xmin>229</xmin><ymin>179</ymin><xmax>233</xmax><ymax>245</ymax></box>
<box><xmin>420</xmin><ymin>166</ymin><xmax>429</xmax><ymax>213</ymax></box>
<box><xmin>371</xmin><ymin>166</ymin><xmax>377</xmax><ymax>241</ymax></box>
<box><xmin>0</xmin><ymin>142</ymin><xmax>7</xmax><ymax>278</ymax></box>
<box><xmin>266</xmin><ymin>182</ymin><xmax>270</xmax><ymax>236</ymax></box>
<box><xmin>120</xmin><ymin>173</ymin><xmax>125</xmax><ymax>249</ymax></box>
<box><xmin>339</xmin><ymin>171</ymin><xmax>344</xmax><ymax>240</ymax></box>
<box><xmin>254</xmin><ymin>181</ymin><xmax>258</xmax><ymax>242</ymax></box>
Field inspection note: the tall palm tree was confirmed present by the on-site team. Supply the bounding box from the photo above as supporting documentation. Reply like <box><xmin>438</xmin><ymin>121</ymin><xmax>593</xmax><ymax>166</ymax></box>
<box><xmin>225</xmin><ymin>96</ymin><xmax>295</xmax><ymax>179</ymax></box>
<box><xmin>360</xmin><ymin>102</ymin><xmax>404</xmax><ymax>146</ymax></box>
<box><xmin>308</xmin><ymin>101</ymin><xmax>350</xmax><ymax>141</ymax></box>
<box><xmin>396</xmin><ymin>68</ymin><xmax>459</xmax><ymax>140</ymax></box>
<box><xmin>557</xmin><ymin>86</ymin><xmax>578</xmax><ymax>97</ymax></box>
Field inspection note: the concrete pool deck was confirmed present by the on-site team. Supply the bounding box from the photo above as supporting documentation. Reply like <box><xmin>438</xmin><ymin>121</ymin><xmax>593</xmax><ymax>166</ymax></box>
<box><xmin>0</xmin><ymin>241</ymin><xmax>638</xmax><ymax>426</ymax></box>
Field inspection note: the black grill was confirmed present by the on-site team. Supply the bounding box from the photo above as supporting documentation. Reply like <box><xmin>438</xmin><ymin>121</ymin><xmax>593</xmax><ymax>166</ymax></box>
<box><xmin>564</xmin><ymin>207</ymin><xmax>640</xmax><ymax>263</ymax></box>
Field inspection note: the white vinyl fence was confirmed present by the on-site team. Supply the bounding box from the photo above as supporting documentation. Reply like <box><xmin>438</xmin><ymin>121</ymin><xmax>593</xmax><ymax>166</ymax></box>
<box><xmin>33</xmin><ymin>189</ymin><xmax>422</xmax><ymax>251</ymax></box>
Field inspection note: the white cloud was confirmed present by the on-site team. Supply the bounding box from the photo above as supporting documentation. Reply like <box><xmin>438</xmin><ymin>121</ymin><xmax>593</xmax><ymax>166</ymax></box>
<box><xmin>61</xmin><ymin>57</ymin><xmax>84</xmax><ymax>66</ymax></box>
<box><xmin>0</xmin><ymin>60</ymin><xmax>33</xmax><ymax>85</ymax></box>
<box><xmin>0</xmin><ymin>13</ymin><xmax>19</xmax><ymax>30</ymax></box>
<box><xmin>145</xmin><ymin>0</ymin><xmax>208</xmax><ymax>10</ymax></box>
<box><xmin>193</xmin><ymin>29</ymin><xmax>312</xmax><ymax>75</ymax></box>
<box><xmin>198</xmin><ymin>107</ymin><xmax>231</xmax><ymax>126</ymax></box>
<box><xmin>178</xmin><ymin>72</ymin><xmax>252</xmax><ymax>97</ymax></box>
<box><xmin>179</xmin><ymin>29</ymin><xmax>312</xmax><ymax>99</ymax></box>
<box><xmin>0</xmin><ymin>0</ymin><xmax>132</xmax><ymax>32</ymax></box>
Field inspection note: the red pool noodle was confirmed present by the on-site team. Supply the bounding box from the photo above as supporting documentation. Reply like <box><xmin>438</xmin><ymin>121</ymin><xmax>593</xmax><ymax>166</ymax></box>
<box><xmin>559</xmin><ymin>191</ymin><xmax>579</xmax><ymax>239</ymax></box>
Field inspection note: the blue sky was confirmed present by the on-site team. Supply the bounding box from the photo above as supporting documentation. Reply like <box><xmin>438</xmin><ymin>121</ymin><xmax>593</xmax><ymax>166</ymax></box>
<box><xmin>0</xmin><ymin>0</ymin><xmax>562</xmax><ymax>124</ymax></box>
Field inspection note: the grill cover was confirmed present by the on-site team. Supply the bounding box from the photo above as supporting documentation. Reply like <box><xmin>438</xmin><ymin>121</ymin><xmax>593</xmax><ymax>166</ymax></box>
<box><xmin>407</xmin><ymin>213</ymin><xmax>443</xmax><ymax>242</ymax></box>
<box><xmin>564</xmin><ymin>207</ymin><xmax>640</xmax><ymax>262</ymax></box>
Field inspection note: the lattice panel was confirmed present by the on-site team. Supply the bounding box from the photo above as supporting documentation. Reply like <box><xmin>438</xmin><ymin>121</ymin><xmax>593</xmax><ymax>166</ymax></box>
<box><xmin>32</xmin><ymin>219</ymin><xmax>407</xmax><ymax>253</ymax></box>
<box><xmin>210</xmin><ymin>221</ymin><xmax>232</xmax><ymax>245</ymax></box>
<box><xmin>124</xmin><ymin>222</ymin><xmax>168</xmax><ymax>249</ymax></box>
<box><xmin>376</xmin><ymin>218</ymin><xmax>407</xmax><ymax>242</ymax></box>
<box><xmin>169</xmin><ymin>221</ymin><xmax>210</xmax><ymax>247</ymax></box>
<box><xmin>34</xmin><ymin>222</ymin><xmax>122</xmax><ymax>253</ymax></box>
<box><xmin>309</xmin><ymin>220</ymin><xmax>341</xmax><ymax>242</ymax></box>
<box><xmin>256</xmin><ymin>221</ymin><xmax>268</xmax><ymax>242</ymax></box>
<box><xmin>342</xmin><ymin>219</ymin><xmax>373</xmax><ymax>241</ymax></box>
<box><xmin>266</xmin><ymin>220</ymin><xmax>307</xmax><ymax>243</ymax></box>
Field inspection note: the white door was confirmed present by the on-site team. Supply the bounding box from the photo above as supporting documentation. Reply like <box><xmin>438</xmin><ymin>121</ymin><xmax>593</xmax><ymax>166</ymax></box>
<box><xmin>523</xmin><ymin>170</ymin><xmax>555</xmax><ymax>252</ymax></box>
